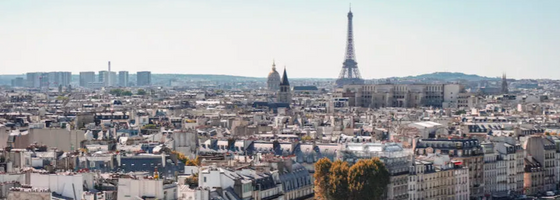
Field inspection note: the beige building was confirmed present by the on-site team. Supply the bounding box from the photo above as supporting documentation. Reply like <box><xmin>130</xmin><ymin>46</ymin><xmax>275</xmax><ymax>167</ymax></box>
<box><xmin>482</xmin><ymin>142</ymin><xmax>508</xmax><ymax>198</ymax></box>
<box><xmin>457</xmin><ymin>93</ymin><xmax>481</xmax><ymax>109</ymax></box>
<box><xmin>9</xmin><ymin>128</ymin><xmax>85</xmax><ymax>152</ymax></box>
<box><xmin>7</xmin><ymin>190</ymin><xmax>51</xmax><ymax>200</ymax></box>
<box><xmin>524</xmin><ymin>156</ymin><xmax>544</xmax><ymax>196</ymax></box>
<box><xmin>523</xmin><ymin>135</ymin><xmax>556</xmax><ymax>192</ymax></box>
<box><xmin>492</xmin><ymin>136</ymin><xmax>525</xmax><ymax>195</ymax></box>
<box><xmin>414</xmin><ymin>139</ymin><xmax>484</xmax><ymax>199</ymax></box>
<box><xmin>408</xmin><ymin>155</ymin><xmax>469</xmax><ymax>200</ymax></box>
<box><xmin>339</xmin><ymin>83</ymin><xmax>465</xmax><ymax>108</ymax></box>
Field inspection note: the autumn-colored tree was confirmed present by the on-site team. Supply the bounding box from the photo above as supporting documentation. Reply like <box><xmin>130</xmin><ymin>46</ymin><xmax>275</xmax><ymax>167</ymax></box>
<box><xmin>172</xmin><ymin>151</ymin><xmax>201</xmax><ymax>166</ymax></box>
<box><xmin>348</xmin><ymin>158</ymin><xmax>390</xmax><ymax>200</ymax></box>
<box><xmin>328</xmin><ymin>160</ymin><xmax>350</xmax><ymax>200</ymax></box>
<box><xmin>301</xmin><ymin>136</ymin><xmax>313</xmax><ymax>141</ymax></box>
<box><xmin>172</xmin><ymin>151</ymin><xmax>188</xmax><ymax>163</ymax></box>
<box><xmin>371</xmin><ymin>158</ymin><xmax>390</xmax><ymax>199</ymax></box>
<box><xmin>185</xmin><ymin>156</ymin><xmax>201</xmax><ymax>166</ymax></box>
<box><xmin>185</xmin><ymin>173</ymin><xmax>199</xmax><ymax>187</ymax></box>
<box><xmin>314</xmin><ymin>158</ymin><xmax>332</xmax><ymax>200</ymax></box>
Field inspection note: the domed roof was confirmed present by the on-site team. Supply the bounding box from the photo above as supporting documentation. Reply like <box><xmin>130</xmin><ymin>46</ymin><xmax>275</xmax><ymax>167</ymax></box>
<box><xmin>268</xmin><ymin>69</ymin><xmax>280</xmax><ymax>80</ymax></box>
<box><xmin>267</xmin><ymin>61</ymin><xmax>281</xmax><ymax>81</ymax></box>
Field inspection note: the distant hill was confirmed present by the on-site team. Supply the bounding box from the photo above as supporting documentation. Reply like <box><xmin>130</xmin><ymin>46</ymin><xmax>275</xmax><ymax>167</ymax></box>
<box><xmin>387</xmin><ymin>72</ymin><xmax>498</xmax><ymax>82</ymax></box>
<box><xmin>0</xmin><ymin>72</ymin><xmax>498</xmax><ymax>86</ymax></box>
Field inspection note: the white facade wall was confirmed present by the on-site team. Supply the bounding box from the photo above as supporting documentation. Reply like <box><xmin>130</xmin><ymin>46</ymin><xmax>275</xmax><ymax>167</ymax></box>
<box><xmin>30</xmin><ymin>173</ymin><xmax>94</xmax><ymax>199</ymax></box>
<box><xmin>178</xmin><ymin>185</ymin><xmax>210</xmax><ymax>200</ymax></box>
<box><xmin>443</xmin><ymin>84</ymin><xmax>462</xmax><ymax>108</ymax></box>
<box><xmin>198</xmin><ymin>168</ymin><xmax>235</xmax><ymax>190</ymax></box>
<box><xmin>117</xmin><ymin>178</ymin><xmax>176</xmax><ymax>200</ymax></box>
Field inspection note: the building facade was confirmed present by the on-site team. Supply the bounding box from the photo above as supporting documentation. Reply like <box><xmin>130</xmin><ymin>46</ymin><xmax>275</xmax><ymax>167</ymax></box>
<box><xmin>482</xmin><ymin>142</ymin><xmax>508</xmax><ymax>198</ymax></box>
<box><xmin>98</xmin><ymin>71</ymin><xmax>108</xmax><ymax>86</ymax></box>
<box><xmin>26</xmin><ymin>72</ymin><xmax>47</xmax><ymax>88</ymax></box>
<box><xmin>523</xmin><ymin>136</ymin><xmax>556</xmax><ymax>192</ymax></box>
<box><xmin>340</xmin><ymin>84</ymin><xmax>465</xmax><ymax>108</ymax></box>
<box><xmin>119</xmin><ymin>71</ymin><xmax>129</xmax><ymax>87</ymax></box>
<box><xmin>47</xmin><ymin>71</ymin><xmax>71</xmax><ymax>87</ymax></box>
<box><xmin>11</xmin><ymin>77</ymin><xmax>25</xmax><ymax>87</ymax></box>
<box><xmin>409</xmin><ymin>156</ymin><xmax>470</xmax><ymax>200</ymax></box>
<box><xmin>79</xmin><ymin>72</ymin><xmax>95</xmax><ymax>87</ymax></box>
<box><xmin>414</xmin><ymin>138</ymin><xmax>485</xmax><ymax>199</ymax></box>
<box><xmin>109</xmin><ymin>71</ymin><xmax>117</xmax><ymax>87</ymax></box>
<box><xmin>137</xmin><ymin>71</ymin><xmax>152</xmax><ymax>86</ymax></box>
<box><xmin>492</xmin><ymin>136</ymin><xmax>525</xmax><ymax>195</ymax></box>
<box><xmin>524</xmin><ymin>157</ymin><xmax>544</xmax><ymax>196</ymax></box>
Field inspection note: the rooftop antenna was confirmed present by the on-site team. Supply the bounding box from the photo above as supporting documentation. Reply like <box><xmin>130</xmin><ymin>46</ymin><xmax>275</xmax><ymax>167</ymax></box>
<box><xmin>349</xmin><ymin>3</ymin><xmax>351</xmax><ymax>12</ymax></box>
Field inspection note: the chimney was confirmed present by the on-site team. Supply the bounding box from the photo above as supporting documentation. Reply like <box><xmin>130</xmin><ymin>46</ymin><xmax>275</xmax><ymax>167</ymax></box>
<box><xmin>161</xmin><ymin>153</ymin><xmax>166</xmax><ymax>167</ymax></box>
<box><xmin>117</xmin><ymin>153</ymin><xmax>121</xmax><ymax>166</ymax></box>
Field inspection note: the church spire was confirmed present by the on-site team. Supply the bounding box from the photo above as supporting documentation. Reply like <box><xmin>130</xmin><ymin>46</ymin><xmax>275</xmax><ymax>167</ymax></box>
<box><xmin>272</xmin><ymin>59</ymin><xmax>276</xmax><ymax>70</ymax></box>
<box><xmin>280</xmin><ymin>66</ymin><xmax>290</xmax><ymax>86</ymax></box>
<box><xmin>501</xmin><ymin>73</ymin><xmax>509</xmax><ymax>94</ymax></box>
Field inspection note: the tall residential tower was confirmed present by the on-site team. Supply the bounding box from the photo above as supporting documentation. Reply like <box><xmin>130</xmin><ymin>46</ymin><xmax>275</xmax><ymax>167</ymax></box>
<box><xmin>119</xmin><ymin>71</ymin><xmax>129</xmax><ymax>87</ymax></box>
<box><xmin>137</xmin><ymin>71</ymin><xmax>152</xmax><ymax>86</ymax></box>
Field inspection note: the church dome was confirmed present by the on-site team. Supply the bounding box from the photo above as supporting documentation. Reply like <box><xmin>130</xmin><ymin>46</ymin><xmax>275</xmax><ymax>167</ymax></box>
<box><xmin>268</xmin><ymin>69</ymin><xmax>280</xmax><ymax>80</ymax></box>
<box><xmin>267</xmin><ymin>61</ymin><xmax>281</xmax><ymax>91</ymax></box>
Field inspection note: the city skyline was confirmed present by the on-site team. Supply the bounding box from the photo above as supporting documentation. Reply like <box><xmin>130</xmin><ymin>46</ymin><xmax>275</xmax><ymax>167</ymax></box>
<box><xmin>1</xmin><ymin>0</ymin><xmax>559</xmax><ymax>79</ymax></box>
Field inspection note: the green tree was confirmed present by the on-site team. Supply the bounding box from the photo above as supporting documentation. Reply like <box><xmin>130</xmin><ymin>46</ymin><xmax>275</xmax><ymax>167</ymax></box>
<box><xmin>328</xmin><ymin>160</ymin><xmax>350</xmax><ymax>200</ymax></box>
<box><xmin>348</xmin><ymin>158</ymin><xmax>390</xmax><ymax>200</ymax></box>
<box><xmin>110</xmin><ymin>89</ymin><xmax>123</xmax><ymax>96</ymax></box>
<box><xmin>137</xmin><ymin>89</ymin><xmax>147</xmax><ymax>95</ymax></box>
<box><xmin>122</xmin><ymin>90</ymin><xmax>133</xmax><ymax>96</ymax></box>
<box><xmin>56</xmin><ymin>96</ymin><xmax>68</xmax><ymax>101</ymax></box>
<box><xmin>454</xmin><ymin>110</ymin><xmax>467</xmax><ymax>115</ymax></box>
<box><xmin>142</xmin><ymin>124</ymin><xmax>157</xmax><ymax>129</ymax></box>
<box><xmin>314</xmin><ymin>158</ymin><xmax>332</xmax><ymax>200</ymax></box>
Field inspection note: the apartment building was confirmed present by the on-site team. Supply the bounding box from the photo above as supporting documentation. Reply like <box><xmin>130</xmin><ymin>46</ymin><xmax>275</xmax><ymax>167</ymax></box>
<box><xmin>414</xmin><ymin>139</ymin><xmax>484</xmax><ymax>199</ymax></box>
<box><xmin>523</xmin><ymin>135</ymin><xmax>556</xmax><ymax>192</ymax></box>
<box><xmin>408</xmin><ymin>155</ymin><xmax>470</xmax><ymax>200</ymax></box>
<box><xmin>492</xmin><ymin>136</ymin><xmax>526</xmax><ymax>195</ymax></box>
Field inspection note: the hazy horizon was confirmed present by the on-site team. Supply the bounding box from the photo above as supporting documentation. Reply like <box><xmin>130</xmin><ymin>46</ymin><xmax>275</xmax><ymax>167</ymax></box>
<box><xmin>0</xmin><ymin>71</ymin><xmax>504</xmax><ymax>81</ymax></box>
<box><xmin>1</xmin><ymin>0</ymin><xmax>559</xmax><ymax>79</ymax></box>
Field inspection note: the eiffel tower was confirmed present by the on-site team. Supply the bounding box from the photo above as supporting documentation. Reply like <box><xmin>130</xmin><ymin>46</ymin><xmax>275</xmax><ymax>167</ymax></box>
<box><xmin>336</xmin><ymin>7</ymin><xmax>364</xmax><ymax>87</ymax></box>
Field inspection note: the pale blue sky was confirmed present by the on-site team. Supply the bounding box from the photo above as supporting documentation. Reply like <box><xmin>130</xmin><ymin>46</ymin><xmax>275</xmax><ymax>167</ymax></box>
<box><xmin>0</xmin><ymin>0</ymin><xmax>559</xmax><ymax>79</ymax></box>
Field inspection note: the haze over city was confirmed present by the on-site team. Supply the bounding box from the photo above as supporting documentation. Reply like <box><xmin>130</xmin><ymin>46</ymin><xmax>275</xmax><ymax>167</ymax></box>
<box><xmin>1</xmin><ymin>0</ymin><xmax>559</xmax><ymax>79</ymax></box>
